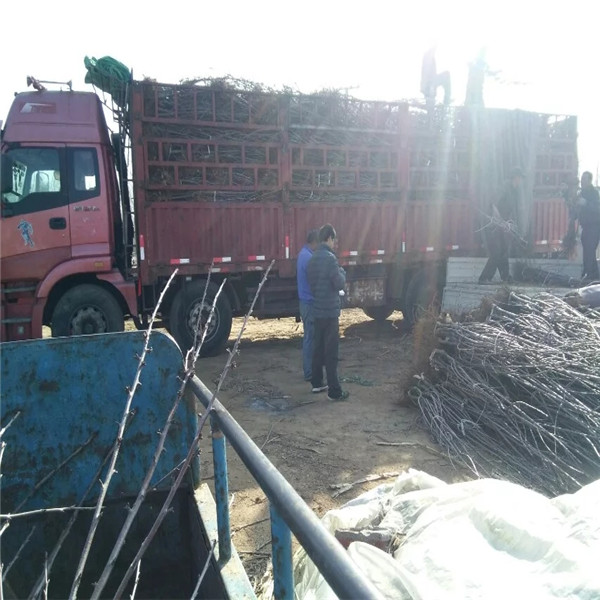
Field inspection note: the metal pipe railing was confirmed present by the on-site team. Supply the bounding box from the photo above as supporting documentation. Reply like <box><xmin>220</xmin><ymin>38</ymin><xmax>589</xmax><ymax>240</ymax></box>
<box><xmin>269</xmin><ymin>504</ymin><xmax>294</xmax><ymax>599</ymax></box>
<box><xmin>188</xmin><ymin>375</ymin><xmax>383</xmax><ymax>600</ymax></box>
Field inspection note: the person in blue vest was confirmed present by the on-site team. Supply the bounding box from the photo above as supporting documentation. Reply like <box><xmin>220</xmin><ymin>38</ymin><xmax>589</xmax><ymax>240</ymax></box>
<box><xmin>297</xmin><ymin>229</ymin><xmax>319</xmax><ymax>381</ymax></box>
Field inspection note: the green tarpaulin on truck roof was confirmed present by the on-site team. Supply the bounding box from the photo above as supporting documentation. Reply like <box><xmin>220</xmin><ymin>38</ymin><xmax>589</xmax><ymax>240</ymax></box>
<box><xmin>84</xmin><ymin>55</ymin><xmax>131</xmax><ymax>107</ymax></box>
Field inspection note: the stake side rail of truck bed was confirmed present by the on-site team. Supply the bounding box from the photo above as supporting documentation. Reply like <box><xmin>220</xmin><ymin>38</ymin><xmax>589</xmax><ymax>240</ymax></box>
<box><xmin>129</xmin><ymin>81</ymin><xmax>577</xmax><ymax>349</ymax></box>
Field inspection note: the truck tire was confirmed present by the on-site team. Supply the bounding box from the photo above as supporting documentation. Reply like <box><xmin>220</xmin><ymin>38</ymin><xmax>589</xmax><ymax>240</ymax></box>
<box><xmin>403</xmin><ymin>269</ymin><xmax>441</xmax><ymax>330</ymax></box>
<box><xmin>51</xmin><ymin>284</ymin><xmax>124</xmax><ymax>337</ymax></box>
<box><xmin>169</xmin><ymin>280</ymin><xmax>232</xmax><ymax>356</ymax></box>
<box><xmin>362</xmin><ymin>305</ymin><xmax>394</xmax><ymax>322</ymax></box>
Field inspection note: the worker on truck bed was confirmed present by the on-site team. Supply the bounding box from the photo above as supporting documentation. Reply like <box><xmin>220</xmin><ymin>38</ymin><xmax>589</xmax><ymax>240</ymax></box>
<box><xmin>306</xmin><ymin>224</ymin><xmax>349</xmax><ymax>402</ymax></box>
<box><xmin>465</xmin><ymin>47</ymin><xmax>499</xmax><ymax>108</ymax></box>
<box><xmin>577</xmin><ymin>171</ymin><xmax>600</xmax><ymax>281</ymax></box>
<box><xmin>560</xmin><ymin>174</ymin><xmax>581</xmax><ymax>259</ymax></box>
<box><xmin>478</xmin><ymin>167</ymin><xmax>524</xmax><ymax>284</ymax></box>
<box><xmin>297</xmin><ymin>229</ymin><xmax>319</xmax><ymax>382</ymax></box>
<box><xmin>421</xmin><ymin>44</ymin><xmax>451</xmax><ymax>108</ymax></box>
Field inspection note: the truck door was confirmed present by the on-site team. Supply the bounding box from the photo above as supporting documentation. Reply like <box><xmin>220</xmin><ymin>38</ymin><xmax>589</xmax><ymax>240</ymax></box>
<box><xmin>67</xmin><ymin>147</ymin><xmax>110</xmax><ymax>254</ymax></box>
<box><xmin>1</xmin><ymin>146</ymin><xmax>70</xmax><ymax>283</ymax></box>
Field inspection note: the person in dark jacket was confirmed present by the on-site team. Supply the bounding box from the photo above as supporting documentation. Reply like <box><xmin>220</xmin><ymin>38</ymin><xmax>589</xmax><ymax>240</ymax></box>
<box><xmin>478</xmin><ymin>167</ymin><xmax>523</xmax><ymax>284</ymax></box>
<box><xmin>306</xmin><ymin>224</ymin><xmax>349</xmax><ymax>401</ymax></box>
<box><xmin>421</xmin><ymin>44</ymin><xmax>451</xmax><ymax>108</ymax></box>
<box><xmin>577</xmin><ymin>171</ymin><xmax>600</xmax><ymax>281</ymax></box>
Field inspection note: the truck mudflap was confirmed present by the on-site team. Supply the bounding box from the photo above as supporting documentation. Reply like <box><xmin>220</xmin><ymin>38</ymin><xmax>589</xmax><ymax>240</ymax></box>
<box><xmin>1</xmin><ymin>332</ymin><xmax>381</xmax><ymax>599</ymax></box>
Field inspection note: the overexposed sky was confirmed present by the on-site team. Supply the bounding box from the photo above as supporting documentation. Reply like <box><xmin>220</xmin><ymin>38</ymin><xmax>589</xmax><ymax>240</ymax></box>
<box><xmin>2</xmin><ymin>0</ymin><xmax>597</xmax><ymax>175</ymax></box>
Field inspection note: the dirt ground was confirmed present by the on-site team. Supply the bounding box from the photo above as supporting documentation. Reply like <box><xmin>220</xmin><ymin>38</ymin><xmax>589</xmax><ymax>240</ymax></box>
<box><xmin>195</xmin><ymin>309</ymin><xmax>471</xmax><ymax>588</ymax></box>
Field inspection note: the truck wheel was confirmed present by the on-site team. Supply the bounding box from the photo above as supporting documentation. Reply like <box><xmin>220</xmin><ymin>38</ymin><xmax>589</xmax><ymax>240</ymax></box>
<box><xmin>362</xmin><ymin>305</ymin><xmax>394</xmax><ymax>322</ymax></box>
<box><xmin>169</xmin><ymin>280</ymin><xmax>232</xmax><ymax>356</ymax></box>
<box><xmin>403</xmin><ymin>269</ymin><xmax>441</xmax><ymax>330</ymax></box>
<box><xmin>51</xmin><ymin>285</ymin><xmax>124</xmax><ymax>337</ymax></box>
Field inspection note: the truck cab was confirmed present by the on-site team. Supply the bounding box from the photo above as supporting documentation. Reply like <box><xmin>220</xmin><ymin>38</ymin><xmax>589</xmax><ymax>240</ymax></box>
<box><xmin>1</xmin><ymin>89</ymin><xmax>136</xmax><ymax>341</ymax></box>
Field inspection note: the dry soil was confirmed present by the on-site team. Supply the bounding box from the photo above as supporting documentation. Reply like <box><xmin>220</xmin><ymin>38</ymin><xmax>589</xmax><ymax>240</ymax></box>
<box><xmin>194</xmin><ymin>309</ymin><xmax>471</xmax><ymax>588</ymax></box>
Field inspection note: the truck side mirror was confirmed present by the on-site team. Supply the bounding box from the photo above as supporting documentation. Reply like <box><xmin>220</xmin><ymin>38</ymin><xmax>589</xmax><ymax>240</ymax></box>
<box><xmin>1</xmin><ymin>154</ymin><xmax>15</xmax><ymax>194</ymax></box>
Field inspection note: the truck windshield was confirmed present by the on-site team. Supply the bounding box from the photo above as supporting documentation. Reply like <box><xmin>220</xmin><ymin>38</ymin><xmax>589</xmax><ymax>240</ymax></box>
<box><xmin>2</xmin><ymin>148</ymin><xmax>61</xmax><ymax>205</ymax></box>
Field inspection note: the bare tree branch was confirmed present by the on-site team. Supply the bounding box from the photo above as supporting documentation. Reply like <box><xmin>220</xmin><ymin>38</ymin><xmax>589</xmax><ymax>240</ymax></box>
<box><xmin>43</xmin><ymin>556</ymin><xmax>49</xmax><ymax>600</ymax></box>
<box><xmin>191</xmin><ymin>261</ymin><xmax>214</xmax><ymax>348</ymax></box>
<box><xmin>68</xmin><ymin>270</ymin><xmax>178</xmax><ymax>600</ymax></box>
<box><xmin>0</xmin><ymin>435</ymin><xmax>7</xmax><ymax>600</ymax></box>
<box><xmin>1</xmin><ymin>507</ymin><xmax>94</xmax><ymax>521</ymax></box>
<box><xmin>0</xmin><ymin>411</ymin><xmax>21</xmax><ymax>440</ymax></box>
<box><xmin>190</xmin><ymin>540</ymin><xmax>216</xmax><ymax>600</ymax></box>
<box><xmin>29</xmin><ymin>439</ymin><xmax>117</xmax><ymax>600</ymax></box>
<box><xmin>113</xmin><ymin>261</ymin><xmax>274</xmax><ymax>598</ymax></box>
<box><xmin>0</xmin><ymin>442</ymin><xmax>5</xmax><ymax>486</ymax></box>
<box><xmin>329</xmin><ymin>471</ymin><xmax>400</xmax><ymax>498</ymax></box>
<box><xmin>0</xmin><ymin>410</ymin><xmax>21</xmax><ymax>439</ymax></box>
<box><xmin>260</xmin><ymin>424</ymin><xmax>275</xmax><ymax>450</ymax></box>
<box><xmin>90</xmin><ymin>276</ymin><xmax>224</xmax><ymax>600</ymax></box>
<box><xmin>3</xmin><ymin>525</ymin><xmax>37</xmax><ymax>581</ymax></box>
<box><xmin>232</xmin><ymin>516</ymin><xmax>270</xmax><ymax>534</ymax></box>
<box><xmin>15</xmin><ymin>433</ymin><xmax>97</xmax><ymax>513</ymax></box>
<box><xmin>149</xmin><ymin>458</ymin><xmax>185</xmax><ymax>492</ymax></box>
<box><xmin>129</xmin><ymin>561</ymin><xmax>141</xmax><ymax>600</ymax></box>
<box><xmin>375</xmin><ymin>441</ymin><xmax>447</xmax><ymax>458</ymax></box>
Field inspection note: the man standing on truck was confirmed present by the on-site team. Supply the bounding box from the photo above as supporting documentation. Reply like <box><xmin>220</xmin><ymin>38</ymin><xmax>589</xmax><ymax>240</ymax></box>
<box><xmin>561</xmin><ymin>174</ymin><xmax>581</xmax><ymax>259</ymax></box>
<box><xmin>307</xmin><ymin>224</ymin><xmax>349</xmax><ymax>402</ymax></box>
<box><xmin>421</xmin><ymin>44</ymin><xmax>451</xmax><ymax>109</ymax></box>
<box><xmin>577</xmin><ymin>171</ymin><xmax>600</xmax><ymax>281</ymax></box>
<box><xmin>465</xmin><ymin>47</ymin><xmax>499</xmax><ymax>108</ymax></box>
<box><xmin>297</xmin><ymin>229</ymin><xmax>319</xmax><ymax>381</ymax></box>
<box><xmin>478</xmin><ymin>167</ymin><xmax>524</xmax><ymax>284</ymax></box>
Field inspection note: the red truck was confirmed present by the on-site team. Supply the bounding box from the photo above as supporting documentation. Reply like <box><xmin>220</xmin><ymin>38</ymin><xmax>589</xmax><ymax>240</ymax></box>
<box><xmin>0</xmin><ymin>75</ymin><xmax>577</xmax><ymax>354</ymax></box>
